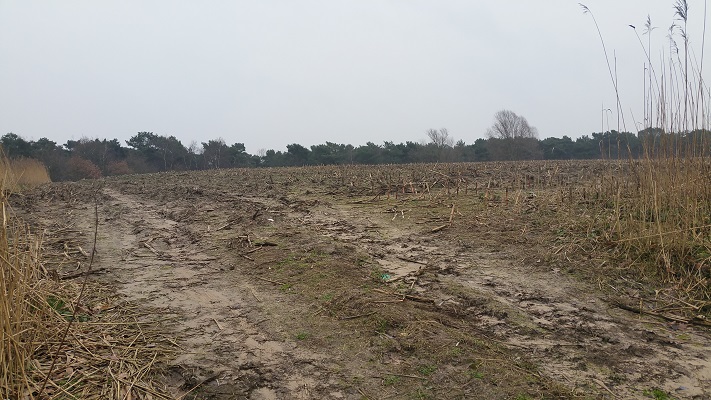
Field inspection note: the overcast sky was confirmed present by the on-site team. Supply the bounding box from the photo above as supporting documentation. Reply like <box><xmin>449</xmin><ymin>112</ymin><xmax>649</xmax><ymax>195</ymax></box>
<box><xmin>0</xmin><ymin>1</ymin><xmax>707</xmax><ymax>154</ymax></box>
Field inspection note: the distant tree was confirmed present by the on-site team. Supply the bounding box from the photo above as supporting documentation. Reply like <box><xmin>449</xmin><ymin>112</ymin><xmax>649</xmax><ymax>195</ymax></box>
<box><xmin>403</xmin><ymin>141</ymin><xmax>428</xmax><ymax>163</ymax></box>
<box><xmin>126</xmin><ymin>132</ymin><xmax>162</xmax><ymax>172</ymax></box>
<box><xmin>426</xmin><ymin>128</ymin><xmax>454</xmax><ymax>161</ymax></box>
<box><xmin>30</xmin><ymin>137</ymin><xmax>67</xmax><ymax>180</ymax></box>
<box><xmin>126</xmin><ymin>132</ymin><xmax>189</xmax><ymax>171</ymax></box>
<box><xmin>591</xmin><ymin>131</ymin><xmax>641</xmax><ymax>159</ymax></box>
<box><xmin>68</xmin><ymin>138</ymin><xmax>128</xmax><ymax>175</ymax></box>
<box><xmin>381</xmin><ymin>141</ymin><xmax>410</xmax><ymax>163</ymax></box>
<box><xmin>229</xmin><ymin>142</ymin><xmax>253</xmax><ymax>167</ymax></box>
<box><xmin>310</xmin><ymin>142</ymin><xmax>352</xmax><ymax>165</ymax></box>
<box><xmin>486</xmin><ymin>110</ymin><xmax>541</xmax><ymax>160</ymax></box>
<box><xmin>686</xmin><ymin>129</ymin><xmax>711</xmax><ymax>157</ymax></box>
<box><xmin>125</xmin><ymin>132</ymin><xmax>158</xmax><ymax>152</ymax></box>
<box><xmin>32</xmin><ymin>137</ymin><xmax>59</xmax><ymax>153</ymax></box>
<box><xmin>187</xmin><ymin>140</ymin><xmax>202</xmax><ymax>170</ymax></box>
<box><xmin>486</xmin><ymin>110</ymin><xmax>538</xmax><ymax>140</ymax></box>
<box><xmin>286</xmin><ymin>143</ymin><xmax>310</xmax><ymax>166</ymax></box>
<box><xmin>202</xmin><ymin>139</ymin><xmax>230</xmax><ymax>169</ymax></box>
<box><xmin>426</xmin><ymin>128</ymin><xmax>454</xmax><ymax>147</ymax></box>
<box><xmin>470</xmin><ymin>138</ymin><xmax>490</xmax><ymax>161</ymax></box>
<box><xmin>451</xmin><ymin>139</ymin><xmax>466</xmax><ymax>161</ymax></box>
<box><xmin>154</xmin><ymin>135</ymin><xmax>189</xmax><ymax>170</ymax></box>
<box><xmin>540</xmin><ymin>136</ymin><xmax>575</xmax><ymax>159</ymax></box>
<box><xmin>1</xmin><ymin>133</ymin><xmax>33</xmax><ymax>158</ymax></box>
<box><xmin>261</xmin><ymin>149</ymin><xmax>286</xmax><ymax>167</ymax></box>
<box><xmin>354</xmin><ymin>142</ymin><xmax>382</xmax><ymax>164</ymax></box>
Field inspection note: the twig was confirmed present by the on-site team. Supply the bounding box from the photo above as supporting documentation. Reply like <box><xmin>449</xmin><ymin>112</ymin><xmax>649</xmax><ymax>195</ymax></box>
<box><xmin>77</xmin><ymin>245</ymin><xmax>89</xmax><ymax>257</ymax></box>
<box><xmin>250</xmin><ymin>288</ymin><xmax>261</xmax><ymax>302</ymax></box>
<box><xmin>613</xmin><ymin>223</ymin><xmax>711</xmax><ymax>242</ymax></box>
<box><xmin>257</xmin><ymin>276</ymin><xmax>285</xmax><ymax>285</ymax></box>
<box><xmin>396</xmin><ymin>256</ymin><xmax>428</xmax><ymax>265</ymax></box>
<box><xmin>143</xmin><ymin>242</ymin><xmax>159</xmax><ymax>256</ymax></box>
<box><xmin>373</xmin><ymin>288</ymin><xmax>433</xmax><ymax>304</ymax></box>
<box><xmin>340</xmin><ymin>311</ymin><xmax>376</xmax><ymax>320</ymax></box>
<box><xmin>176</xmin><ymin>373</ymin><xmax>220</xmax><ymax>400</ymax></box>
<box><xmin>59</xmin><ymin>267</ymin><xmax>106</xmax><ymax>280</ymax></box>
<box><xmin>110</xmin><ymin>374</ymin><xmax>174</xmax><ymax>399</ymax></box>
<box><xmin>592</xmin><ymin>378</ymin><xmax>618</xmax><ymax>398</ymax></box>
<box><xmin>376</xmin><ymin>331</ymin><xmax>395</xmax><ymax>339</ymax></box>
<box><xmin>358</xmin><ymin>388</ymin><xmax>370</xmax><ymax>400</ymax></box>
<box><xmin>215</xmin><ymin>223</ymin><xmax>232</xmax><ymax>231</ymax></box>
<box><xmin>252</xmin><ymin>240</ymin><xmax>278</xmax><ymax>246</ymax></box>
<box><xmin>612</xmin><ymin>300</ymin><xmax>711</xmax><ymax>327</ymax></box>
<box><xmin>376</xmin><ymin>373</ymin><xmax>427</xmax><ymax>380</ymax></box>
<box><xmin>312</xmin><ymin>306</ymin><xmax>327</xmax><ymax>317</ymax></box>
<box><xmin>431</xmin><ymin>224</ymin><xmax>448</xmax><ymax>233</ymax></box>
<box><xmin>243</xmin><ymin>246</ymin><xmax>264</xmax><ymax>254</ymax></box>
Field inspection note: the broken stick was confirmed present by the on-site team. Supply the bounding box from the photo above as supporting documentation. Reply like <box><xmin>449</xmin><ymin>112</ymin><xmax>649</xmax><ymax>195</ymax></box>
<box><xmin>431</xmin><ymin>225</ymin><xmax>448</xmax><ymax>233</ymax></box>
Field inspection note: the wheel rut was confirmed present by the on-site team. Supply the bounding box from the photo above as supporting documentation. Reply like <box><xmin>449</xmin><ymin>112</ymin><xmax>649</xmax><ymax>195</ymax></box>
<box><xmin>89</xmin><ymin>188</ymin><xmax>348</xmax><ymax>399</ymax></box>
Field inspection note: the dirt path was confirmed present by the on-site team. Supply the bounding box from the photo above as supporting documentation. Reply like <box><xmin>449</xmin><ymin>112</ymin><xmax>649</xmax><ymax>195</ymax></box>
<box><xmin>16</xmin><ymin>172</ymin><xmax>711</xmax><ymax>399</ymax></box>
<box><xmin>80</xmin><ymin>188</ymin><xmax>355</xmax><ymax>399</ymax></box>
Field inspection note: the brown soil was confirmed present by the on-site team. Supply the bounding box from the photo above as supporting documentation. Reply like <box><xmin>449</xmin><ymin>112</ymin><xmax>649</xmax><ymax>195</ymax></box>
<box><xmin>13</xmin><ymin>162</ymin><xmax>711</xmax><ymax>399</ymax></box>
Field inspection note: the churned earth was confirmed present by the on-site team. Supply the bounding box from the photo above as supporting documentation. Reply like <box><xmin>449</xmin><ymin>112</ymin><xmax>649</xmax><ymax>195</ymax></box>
<box><xmin>14</xmin><ymin>162</ymin><xmax>711</xmax><ymax>399</ymax></box>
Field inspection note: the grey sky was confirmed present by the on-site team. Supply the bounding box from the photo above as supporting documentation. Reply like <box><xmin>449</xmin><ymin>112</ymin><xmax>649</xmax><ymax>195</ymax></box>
<box><xmin>0</xmin><ymin>1</ymin><xmax>706</xmax><ymax>154</ymax></box>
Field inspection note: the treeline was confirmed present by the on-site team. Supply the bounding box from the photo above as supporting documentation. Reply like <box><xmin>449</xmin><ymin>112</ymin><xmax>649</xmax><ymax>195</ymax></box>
<box><xmin>0</xmin><ymin>128</ymin><xmax>704</xmax><ymax>181</ymax></box>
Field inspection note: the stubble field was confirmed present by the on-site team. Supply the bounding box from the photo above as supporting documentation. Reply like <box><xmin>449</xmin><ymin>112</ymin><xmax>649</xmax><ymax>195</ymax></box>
<box><xmin>12</xmin><ymin>160</ymin><xmax>711</xmax><ymax>399</ymax></box>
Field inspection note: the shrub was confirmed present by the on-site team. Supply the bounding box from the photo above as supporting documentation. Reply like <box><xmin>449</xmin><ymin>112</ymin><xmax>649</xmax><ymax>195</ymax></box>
<box><xmin>66</xmin><ymin>156</ymin><xmax>102</xmax><ymax>181</ymax></box>
<box><xmin>107</xmin><ymin>160</ymin><xmax>132</xmax><ymax>176</ymax></box>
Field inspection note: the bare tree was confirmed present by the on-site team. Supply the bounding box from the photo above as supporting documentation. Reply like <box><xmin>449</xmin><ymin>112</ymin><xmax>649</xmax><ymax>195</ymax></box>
<box><xmin>427</xmin><ymin>128</ymin><xmax>454</xmax><ymax>148</ymax></box>
<box><xmin>486</xmin><ymin>110</ymin><xmax>542</xmax><ymax>160</ymax></box>
<box><xmin>486</xmin><ymin>110</ymin><xmax>538</xmax><ymax>139</ymax></box>
<box><xmin>426</xmin><ymin>128</ymin><xmax>454</xmax><ymax>161</ymax></box>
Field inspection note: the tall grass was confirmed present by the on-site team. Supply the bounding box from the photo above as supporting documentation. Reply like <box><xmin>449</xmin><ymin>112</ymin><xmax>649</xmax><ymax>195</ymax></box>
<box><xmin>583</xmin><ymin>1</ymin><xmax>711</xmax><ymax>306</ymax></box>
<box><xmin>0</xmin><ymin>153</ymin><xmax>51</xmax><ymax>191</ymax></box>
<box><xmin>1</xmin><ymin>153</ymin><xmax>175</xmax><ymax>398</ymax></box>
<box><xmin>9</xmin><ymin>158</ymin><xmax>52</xmax><ymax>188</ymax></box>
<box><xmin>0</xmin><ymin>159</ymin><xmax>54</xmax><ymax>398</ymax></box>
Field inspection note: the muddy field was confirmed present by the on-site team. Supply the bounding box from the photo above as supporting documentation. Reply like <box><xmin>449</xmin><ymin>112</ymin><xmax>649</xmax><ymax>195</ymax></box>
<box><xmin>13</xmin><ymin>161</ymin><xmax>711</xmax><ymax>399</ymax></box>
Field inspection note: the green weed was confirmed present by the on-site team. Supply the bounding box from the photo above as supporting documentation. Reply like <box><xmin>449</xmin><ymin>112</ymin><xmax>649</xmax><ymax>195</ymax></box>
<box><xmin>417</xmin><ymin>365</ymin><xmax>437</xmax><ymax>376</ymax></box>
<box><xmin>383</xmin><ymin>375</ymin><xmax>400</xmax><ymax>386</ymax></box>
<box><xmin>643</xmin><ymin>388</ymin><xmax>673</xmax><ymax>400</ymax></box>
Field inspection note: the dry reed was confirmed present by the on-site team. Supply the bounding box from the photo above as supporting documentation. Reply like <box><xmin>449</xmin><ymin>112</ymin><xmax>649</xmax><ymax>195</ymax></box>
<box><xmin>0</xmin><ymin>156</ymin><xmax>175</xmax><ymax>399</ymax></box>
<box><xmin>583</xmin><ymin>1</ymin><xmax>711</xmax><ymax>311</ymax></box>
<box><xmin>0</xmin><ymin>152</ymin><xmax>51</xmax><ymax>191</ymax></box>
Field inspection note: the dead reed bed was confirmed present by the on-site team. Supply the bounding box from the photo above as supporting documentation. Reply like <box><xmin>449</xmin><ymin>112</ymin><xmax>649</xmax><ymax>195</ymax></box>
<box><xmin>0</xmin><ymin>154</ymin><xmax>51</xmax><ymax>191</ymax></box>
<box><xmin>1</xmin><ymin>176</ymin><xmax>175</xmax><ymax>399</ymax></box>
<box><xmin>582</xmin><ymin>1</ymin><xmax>711</xmax><ymax>317</ymax></box>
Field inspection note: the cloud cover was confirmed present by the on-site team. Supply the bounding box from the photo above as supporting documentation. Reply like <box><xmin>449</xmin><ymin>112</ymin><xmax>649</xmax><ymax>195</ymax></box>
<box><xmin>0</xmin><ymin>0</ymin><xmax>706</xmax><ymax>153</ymax></box>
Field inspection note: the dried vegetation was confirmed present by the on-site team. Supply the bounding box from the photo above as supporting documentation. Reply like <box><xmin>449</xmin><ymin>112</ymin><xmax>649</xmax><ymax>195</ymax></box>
<box><xmin>0</xmin><ymin>160</ymin><xmax>176</xmax><ymax>399</ymax></box>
